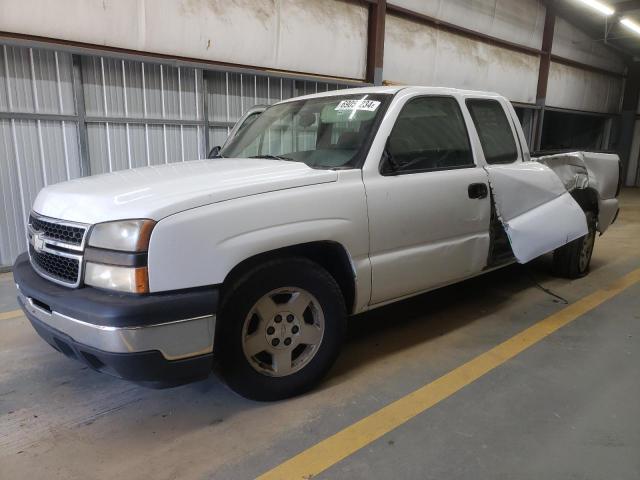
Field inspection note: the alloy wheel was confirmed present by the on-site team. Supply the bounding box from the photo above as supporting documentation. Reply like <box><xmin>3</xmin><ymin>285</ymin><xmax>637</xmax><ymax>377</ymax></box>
<box><xmin>241</xmin><ymin>287</ymin><xmax>325</xmax><ymax>377</ymax></box>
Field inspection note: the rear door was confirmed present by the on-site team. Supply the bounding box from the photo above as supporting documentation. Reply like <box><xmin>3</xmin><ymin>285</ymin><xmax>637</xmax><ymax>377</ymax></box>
<box><xmin>465</xmin><ymin>98</ymin><xmax>588</xmax><ymax>263</ymax></box>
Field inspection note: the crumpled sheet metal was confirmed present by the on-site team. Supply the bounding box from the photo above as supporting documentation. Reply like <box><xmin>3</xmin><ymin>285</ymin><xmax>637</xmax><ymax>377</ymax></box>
<box><xmin>484</xmin><ymin>162</ymin><xmax>588</xmax><ymax>264</ymax></box>
<box><xmin>485</xmin><ymin>162</ymin><xmax>567</xmax><ymax>222</ymax></box>
<box><xmin>537</xmin><ymin>151</ymin><xmax>620</xmax><ymax>233</ymax></box>
<box><xmin>499</xmin><ymin>191</ymin><xmax>588</xmax><ymax>263</ymax></box>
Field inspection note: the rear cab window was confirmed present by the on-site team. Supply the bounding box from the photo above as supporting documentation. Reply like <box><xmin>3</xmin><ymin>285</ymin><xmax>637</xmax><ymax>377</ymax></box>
<box><xmin>466</xmin><ymin>99</ymin><xmax>519</xmax><ymax>164</ymax></box>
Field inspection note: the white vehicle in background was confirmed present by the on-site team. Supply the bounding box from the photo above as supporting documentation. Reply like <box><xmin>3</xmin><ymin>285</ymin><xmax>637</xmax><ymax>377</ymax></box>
<box><xmin>14</xmin><ymin>86</ymin><xmax>620</xmax><ymax>400</ymax></box>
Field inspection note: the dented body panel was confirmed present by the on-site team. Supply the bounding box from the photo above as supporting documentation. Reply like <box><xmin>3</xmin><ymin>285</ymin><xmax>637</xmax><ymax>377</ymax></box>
<box><xmin>537</xmin><ymin>151</ymin><xmax>621</xmax><ymax>233</ymax></box>
<box><xmin>483</xmin><ymin>162</ymin><xmax>588</xmax><ymax>264</ymax></box>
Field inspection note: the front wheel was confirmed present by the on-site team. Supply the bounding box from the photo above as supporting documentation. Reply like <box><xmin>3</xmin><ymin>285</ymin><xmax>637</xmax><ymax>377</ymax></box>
<box><xmin>552</xmin><ymin>211</ymin><xmax>597</xmax><ymax>279</ymax></box>
<box><xmin>217</xmin><ymin>258</ymin><xmax>346</xmax><ymax>401</ymax></box>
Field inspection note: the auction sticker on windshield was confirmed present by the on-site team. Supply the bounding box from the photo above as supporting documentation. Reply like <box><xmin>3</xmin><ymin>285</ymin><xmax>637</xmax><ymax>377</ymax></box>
<box><xmin>335</xmin><ymin>99</ymin><xmax>381</xmax><ymax>111</ymax></box>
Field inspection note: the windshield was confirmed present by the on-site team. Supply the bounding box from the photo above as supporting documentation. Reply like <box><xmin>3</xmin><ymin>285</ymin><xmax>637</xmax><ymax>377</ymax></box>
<box><xmin>220</xmin><ymin>93</ymin><xmax>391</xmax><ymax>169</ymax></box>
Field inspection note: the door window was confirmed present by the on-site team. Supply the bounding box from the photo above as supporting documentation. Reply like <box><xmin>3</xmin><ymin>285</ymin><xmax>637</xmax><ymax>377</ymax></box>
<box><xmin>383</xmin><ymin>96</ymin><xmax>474</xmax><ymax>175</ymax></box>
<box><xmin>466</xmin><ymin>99</ymin><xmax>519</xmax><ymax>164</ymax></box>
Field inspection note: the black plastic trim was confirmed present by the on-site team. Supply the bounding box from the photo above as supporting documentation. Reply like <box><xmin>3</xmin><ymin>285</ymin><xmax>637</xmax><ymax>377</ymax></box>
<box><xmin>382</xmin><ymin>163</ymin><xmax>476</xmax><ymax>176</ymax></box>
<box><xmin>85</xmin><ymin>247</ymin><xmax>148</xmax><ymax>267</ymax></box>
<box><xmin>13</xmin><ymin>253</ymin><xmax>218</xmax><ymax>328</ymax></box>
<box><xmin>611</xmin><ymin>208</ymin><xmax>620</xmax><ymax>225</ymax></box>
<box><xmin>615</xmin><ymin>156</ymin><xmax>623</xmax><ymax>197</ymax></box>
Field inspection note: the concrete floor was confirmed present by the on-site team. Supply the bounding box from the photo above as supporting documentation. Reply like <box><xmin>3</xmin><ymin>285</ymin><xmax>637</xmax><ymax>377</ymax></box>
<box><xmin>1</xmin><ymin>189</ymin><xmax>639</xmax><ymax>480</ymax></box>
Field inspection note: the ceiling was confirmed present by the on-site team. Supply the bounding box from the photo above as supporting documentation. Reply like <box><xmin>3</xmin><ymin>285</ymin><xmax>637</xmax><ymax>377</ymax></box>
<box><xmin>551</xmin><ymin>0</ymin><xmax>640</xmax><ymax>60</ymax></box>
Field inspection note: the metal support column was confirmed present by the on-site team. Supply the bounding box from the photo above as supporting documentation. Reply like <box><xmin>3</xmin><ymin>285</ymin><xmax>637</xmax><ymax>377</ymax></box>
<box><xmin>202</xmin><ymin>70</ymin><xmax>210</xmax><ymax>157</ymax></box>
<box><xmin>618</xmin><ymin>61</ymin><xmax>640</xmax><ymax>185</ymax></box>
<box><xmin>533</xmin><ymin>5</ymin><xmax>556</xmax><ymax>152</ymax></box>
<box><xmin>71</xmin><ymin>54</ymin><xmax>91</xmax><ymax>176</ymax></box>
<box><xmin>366</xmin><ymin>0</ymin><xmax>386</xmax><ymax>86</ymax></box>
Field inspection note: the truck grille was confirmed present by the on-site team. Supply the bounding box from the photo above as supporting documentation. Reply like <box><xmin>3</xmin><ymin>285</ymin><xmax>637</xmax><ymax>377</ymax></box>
<box><xmin>29</xmin><ymin>214</ymin><xmax>85</xmax><ymax>246</ymax></box>
<box><xmin>29</xmin><ymin>246</ymin><xmax>80</xmax><ymax>284</ymax></box>
<box><xmin>27</xmin><ymin>213</ymin><xmax>89</xmax><ymax>288</ymax></box>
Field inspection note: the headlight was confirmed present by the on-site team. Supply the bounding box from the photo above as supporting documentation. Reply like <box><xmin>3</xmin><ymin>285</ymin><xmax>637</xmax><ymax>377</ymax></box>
<box><xmin>85</xmin><ymin>263</ymin><xmax>149</xmax><ymax>293</ymax></box>
<box><xmin>88</xmin><ymin>219</ymin><xmax>156</xmax><ymax>252</ymax></box>
<box><xmin>85</xmin><ymin>219</ymin><xmax>155</xmax><ymax>293</ymax></box>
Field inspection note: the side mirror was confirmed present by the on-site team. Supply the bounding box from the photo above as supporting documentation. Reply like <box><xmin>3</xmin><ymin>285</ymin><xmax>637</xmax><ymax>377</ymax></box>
<box><xmin>207</xmin><ymin>145</ymin><xmax>221</xmax><ymax>159</ymax></box>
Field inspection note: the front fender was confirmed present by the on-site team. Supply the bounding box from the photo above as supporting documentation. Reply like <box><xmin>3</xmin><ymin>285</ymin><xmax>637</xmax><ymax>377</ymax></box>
<box><xmin>146</xmin><ymin>173</ymin><xmax>369</xmax><ymax>295</ymax></box>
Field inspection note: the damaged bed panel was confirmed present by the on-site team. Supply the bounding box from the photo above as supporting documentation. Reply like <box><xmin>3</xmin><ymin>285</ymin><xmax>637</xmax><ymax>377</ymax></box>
<box><xmin>484</xmin><ymin>162</ymin><xmax>588</xmax><ymax>264</ymax></box>
<box><xmin>537</xmin><ymin>152</ymin><xmax>621</xmax><ymax>233</ymax></box>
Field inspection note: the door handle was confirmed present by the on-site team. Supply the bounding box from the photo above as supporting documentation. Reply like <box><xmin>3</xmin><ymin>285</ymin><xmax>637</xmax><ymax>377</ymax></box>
<box><xmin>468</xmin><ymin>183</ymin><xmax>488</xmax><ymax>199</ymax></box>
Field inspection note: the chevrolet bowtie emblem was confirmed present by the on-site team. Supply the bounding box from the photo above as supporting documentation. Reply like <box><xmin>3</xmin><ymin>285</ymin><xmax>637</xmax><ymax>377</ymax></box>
<box><xmin>32</xmin><ymin>232</ymin><xmax>45</xmax><ymax>253</ymax></box>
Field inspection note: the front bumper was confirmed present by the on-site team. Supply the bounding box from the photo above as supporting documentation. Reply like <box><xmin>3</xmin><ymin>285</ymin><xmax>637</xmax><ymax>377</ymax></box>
<box><xmin>13</xmin><ymin>253</ymin><xmax>219</xmax><ymax>387</ymax></box>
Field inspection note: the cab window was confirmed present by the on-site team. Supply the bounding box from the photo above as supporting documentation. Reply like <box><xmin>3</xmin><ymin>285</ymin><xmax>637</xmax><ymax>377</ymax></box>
<box><xmin>466</xmin><ymin>99</ymin><xmax>519</xmax><ymax>164</ymax></box>
<box><xmin>383</xmin><ymin>96</ymin><xmax>474</xmax><ymax>175</ymax></box>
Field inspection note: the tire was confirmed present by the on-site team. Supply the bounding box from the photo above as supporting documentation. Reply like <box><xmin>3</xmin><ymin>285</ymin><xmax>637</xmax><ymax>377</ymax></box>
<box><xmin>552</xmin><ymin>211</ymin><xmax>597</xmax><ymax>279</ymax></box>
<box><xmin>217</xmin><ymin>257</ymin><xmax>346</xmax><ymax>401</ymax></box>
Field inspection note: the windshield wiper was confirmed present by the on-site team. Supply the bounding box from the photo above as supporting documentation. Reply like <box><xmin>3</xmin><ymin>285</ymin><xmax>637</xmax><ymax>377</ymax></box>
<box><xmin>249</xmin><ymin>154</ymin><xmax>296</xmax><ymax>162</ymax></box>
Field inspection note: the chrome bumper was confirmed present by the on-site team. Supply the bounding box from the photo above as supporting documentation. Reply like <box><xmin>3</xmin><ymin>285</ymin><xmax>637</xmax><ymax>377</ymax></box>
<box><xmin>18</xmin><ymin>288</ymin><xmax>216</xmax><ymax>361</ymax></box>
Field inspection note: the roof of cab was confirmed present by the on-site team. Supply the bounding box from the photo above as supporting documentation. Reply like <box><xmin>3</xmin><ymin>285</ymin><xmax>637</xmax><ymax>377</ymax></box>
<box><xmin>278</xmin><ymin>85</ymin><xmax>505</xmax><ymax>103</ymax></box>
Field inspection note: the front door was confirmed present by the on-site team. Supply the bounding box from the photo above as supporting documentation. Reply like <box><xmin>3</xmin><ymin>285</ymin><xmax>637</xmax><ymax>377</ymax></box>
<box><xmin>365</xmin><ymin>96</ymin><xmax>491</xmax><ymax>305</ymax></box>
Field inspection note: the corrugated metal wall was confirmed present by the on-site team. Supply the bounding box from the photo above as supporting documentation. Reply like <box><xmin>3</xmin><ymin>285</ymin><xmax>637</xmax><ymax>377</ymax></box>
<box><xmin>0</xmin><ymin>43</ymin><xmax>352</xmax><ymax>267</ymax></box>
<box><xmin>82</xmin><ymin>57</ymin><xmax>206</xmax><ymax>173</ymax></box>
<box><xmin>0</xmin><ymin>45</ymin><xmax>81</xmax><ymax>269</ymax></box>
<box><xmin>205</xmin><ymin>73</ymin><xmax>342</xmax><ymax>148</ymax></box>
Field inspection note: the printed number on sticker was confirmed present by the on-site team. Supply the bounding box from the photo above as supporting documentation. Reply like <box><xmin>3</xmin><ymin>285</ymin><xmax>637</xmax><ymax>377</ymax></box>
<box><xmin>335</xmin><ymin>99</ymin><xmax>381</xmax><ymax>112</ymax></box>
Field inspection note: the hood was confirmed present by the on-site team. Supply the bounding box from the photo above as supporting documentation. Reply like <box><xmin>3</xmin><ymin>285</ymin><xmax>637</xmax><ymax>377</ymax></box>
<box><xmin>33</xmin><ymin>159</ymin><xmax>338</xmax><ymax>224</ymax></box>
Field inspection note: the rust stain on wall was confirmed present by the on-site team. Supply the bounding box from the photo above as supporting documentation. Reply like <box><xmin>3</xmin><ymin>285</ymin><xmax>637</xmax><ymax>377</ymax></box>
<box><xmin>280</xmin><ymin>0</ymin><xmax>367</xmax><ymax>39</ymax></box>
<box><xmin>386</xmin><ymin>14</ymin><xmax>436</xmax><ymax>52</ymax></box>
<box><xmin>179</xmin><ymin>0</ymin><xmax>277</xmax><ymax>30</ymax></box>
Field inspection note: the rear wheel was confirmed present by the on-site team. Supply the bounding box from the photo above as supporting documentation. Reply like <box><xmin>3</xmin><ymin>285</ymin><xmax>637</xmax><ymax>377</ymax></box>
<box><xmin>217</xmin><ymin>257</ymin><xmax>346</xmax><ymax>401</ymax></box>
<box><xmin>552</xmin><ymin>211</ymin><xmax>597</xmax><ymax>279</ymax></box>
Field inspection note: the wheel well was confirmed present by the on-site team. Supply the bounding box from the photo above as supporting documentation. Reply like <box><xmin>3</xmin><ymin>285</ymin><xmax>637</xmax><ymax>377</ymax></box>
<box><xmin>221</xmin><ymin>241</ymin><xmax>357</xmax><ymax>314</ymax></box>
<box><xmin>571</xmin><ymin>187</ymin><xmax>599</xmax><ymax>215</ymax></box>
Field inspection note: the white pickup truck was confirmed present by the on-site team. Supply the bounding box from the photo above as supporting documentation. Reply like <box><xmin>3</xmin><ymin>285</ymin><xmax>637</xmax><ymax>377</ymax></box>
<box><xmin>13</xmin><ymin>86</ymin><xmax>621</xmax><ymax>400</ymax></box>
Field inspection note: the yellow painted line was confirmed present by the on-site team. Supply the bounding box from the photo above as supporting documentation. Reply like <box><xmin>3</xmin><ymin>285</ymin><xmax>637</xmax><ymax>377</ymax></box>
<box><xmin>258</xmin><ymin>267</ymin><xmax>640</xmax><ymax>480</ymax></box>
<box><xmin>0</xmin><ymin>309</ymin><xmax>23</xmax><ymax>321</ymax></box>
